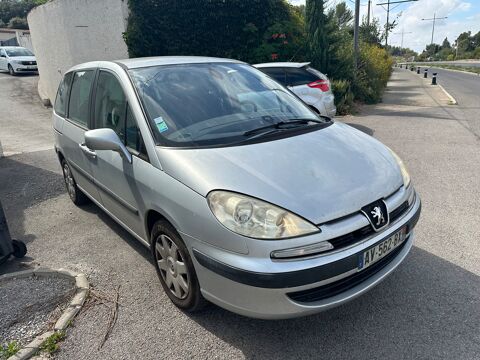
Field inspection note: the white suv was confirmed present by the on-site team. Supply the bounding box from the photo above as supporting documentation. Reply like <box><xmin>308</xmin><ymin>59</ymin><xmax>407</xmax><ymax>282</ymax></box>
<box><xmin>254</xmin><ymin>62</ymin><xmax>336</xmax><ymax>118</ymax></box>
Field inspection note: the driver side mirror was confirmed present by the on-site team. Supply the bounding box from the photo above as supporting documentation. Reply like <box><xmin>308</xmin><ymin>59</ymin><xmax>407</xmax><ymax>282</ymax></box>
<box><xmin>84</xmin><ymin>128</ymin><xmax>132</xmax><ymax>164</ymax></box>
<box><xmin>0</xmin><ymin>54</ymin><xmax>6</xmax><ymax>58</ymax></box>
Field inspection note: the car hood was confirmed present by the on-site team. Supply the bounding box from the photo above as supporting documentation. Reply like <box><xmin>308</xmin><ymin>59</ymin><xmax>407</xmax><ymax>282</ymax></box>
<box><xmin>156</xmin><ymin>122</ymin><xmax>403</xmax><ymax>224</ymax></box>
<box><xmin>10</xmin><ymin>56</ymin><xmax>36</xmax><ymax>62</ymax></box>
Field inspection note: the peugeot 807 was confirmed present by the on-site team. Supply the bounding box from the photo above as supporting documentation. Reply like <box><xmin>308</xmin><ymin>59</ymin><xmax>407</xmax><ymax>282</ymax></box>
<box><xmin>53</xmin><ymin>56</ymin><xmax>421</xmax><ymax>319</ymax></box>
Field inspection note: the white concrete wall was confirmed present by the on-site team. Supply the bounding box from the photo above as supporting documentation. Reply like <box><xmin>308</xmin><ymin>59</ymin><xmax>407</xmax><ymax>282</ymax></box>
<box><xmin>27</xmin><ymin>0</ymin><xmax>129</xmax><ymax>103</ymax></box>
<box><xmin>16</xmin><ymin>31</ymin><xmax>33</xmax><ymax>51</ymax></box>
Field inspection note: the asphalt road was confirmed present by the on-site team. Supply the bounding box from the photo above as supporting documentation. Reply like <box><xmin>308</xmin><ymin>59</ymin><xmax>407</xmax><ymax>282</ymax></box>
<box><xmin>427</xmin><ymin>66</ymin><xmax>480</xmax><ymax>139</ymax></box>
<box><xmin>0</xmin><ymin>69</ymin><xmax>479</xmax><ymax>359</ymax></box>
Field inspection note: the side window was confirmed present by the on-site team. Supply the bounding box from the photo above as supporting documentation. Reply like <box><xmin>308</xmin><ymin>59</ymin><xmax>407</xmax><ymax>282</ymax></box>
<box><xmin>125</xmin><ymin>105</ymin><xmax>146</xmax><ymax>156</ymax></box>
<box><xmin>285</xmin><ymin>68</ymin><xmax>318</xmax><ymax>86</ymax></box>
<box><xmin>54</xmin><ymin>72</ymin><xmax>73</xmax><ymax>117</ymax></box>
<box><xmin>261</xmin><ymin>68</ymin><xmax>286</xmax><ymax>85</ymax></box>
<box><xmin>94</xmin><ymin>71</ymin><xmax>127</xmax><ymax>142</ymax></box>
<box><xmin>68</xmin><ymin>70</ymin><xmax>95</xmax><ymax>127</ymax></box>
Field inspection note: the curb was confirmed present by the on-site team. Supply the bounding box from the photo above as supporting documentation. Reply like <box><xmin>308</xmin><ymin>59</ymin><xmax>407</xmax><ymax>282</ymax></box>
<box><xmin>437</xmin><ymin>84</ymin><xmax>458</xmax><ymax>105</ymax></box>
<box><xmin>0</xmin><ymin>268</ymin><xmax>89</xmax><ymax>360</ymax></box>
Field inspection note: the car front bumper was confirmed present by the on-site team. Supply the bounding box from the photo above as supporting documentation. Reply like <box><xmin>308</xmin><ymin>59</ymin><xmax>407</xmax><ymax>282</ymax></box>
<box><xmin>12</xmin><ymin>63</ymin><xmax>38</xmax><ymax>72</ymax></box>
<box><xmin>189</xmin><ymin>194</ymin><xmax>421</xmax><ymax>319</ymax></box>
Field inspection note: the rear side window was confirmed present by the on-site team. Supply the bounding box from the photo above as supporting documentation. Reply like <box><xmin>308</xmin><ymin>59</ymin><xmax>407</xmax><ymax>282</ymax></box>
<box><xmin>68</xmin><ymin>70</ymin><xmax>95</xmax><ymax>127</ymax></box>
<box><xmin>285</xmin><ymin>68</ymin><xmax>318</xmax><ymax>86</ymax></box>
<box><xmin>54</xmin><ymin>72</ymin><xmax>73</xmax><ymax>117</ymax></box>
<box><xmin>260</xmin><ymin>68</ymin><xmax>287</xmax><ymax>85</ymax></box>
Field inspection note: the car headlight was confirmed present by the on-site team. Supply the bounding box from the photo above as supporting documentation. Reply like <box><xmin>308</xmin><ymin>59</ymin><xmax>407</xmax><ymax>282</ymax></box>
<box><xmin>207</xmin><ymin>191</ymin><xmax>319</xmax><ymax>239</ymax></box>
<box><xmin>389</xmin><ymin>149</ymin><xmax>411</xmax><ymax>187</ymax></box>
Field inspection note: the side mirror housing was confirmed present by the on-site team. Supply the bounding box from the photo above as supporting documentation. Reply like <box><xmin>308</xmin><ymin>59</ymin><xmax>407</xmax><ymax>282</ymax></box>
<box><xmin>84</xmin><ymin>128</ymin><xmax>132</xmax><ymax>163</ymax></box>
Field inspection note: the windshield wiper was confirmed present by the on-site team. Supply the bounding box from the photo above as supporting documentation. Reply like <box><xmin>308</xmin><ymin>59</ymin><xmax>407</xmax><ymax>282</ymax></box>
<box><xmin>243</xmin><ymin>119</ymin><xmax>324</xmax><ymax>137</ymax></box>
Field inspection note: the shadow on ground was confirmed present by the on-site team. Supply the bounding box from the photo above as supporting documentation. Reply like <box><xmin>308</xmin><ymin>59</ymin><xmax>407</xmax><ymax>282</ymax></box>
<box><xmin>190</xmin><ymin>247</ymin><xmax>480</xmax><ymax>359</ymax></box>
<box><xmin>0</xmin><ymin>150</ymin><xmax>64</xmax><ymax>247</ymax></box>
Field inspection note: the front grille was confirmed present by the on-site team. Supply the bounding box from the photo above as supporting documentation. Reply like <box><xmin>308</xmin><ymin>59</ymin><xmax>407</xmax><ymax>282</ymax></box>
<box><xmin>327</xmin><ymin>201</ymin><xmax>410</xmax><ymax>252</ymax></box>
<box><xmin>287</xmin><ymin>238</ymin><xmax>408</xmax><ymax>303</ymax></box>
<box><xmin>21</xmin><ymin>61</ymin><xmax>36</xmax><ymax>65</ymax></box>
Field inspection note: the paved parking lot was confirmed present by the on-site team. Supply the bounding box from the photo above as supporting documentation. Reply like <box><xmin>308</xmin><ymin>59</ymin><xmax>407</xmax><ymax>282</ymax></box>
<box><xmin>0</xmin><ymin>69</ymin><xmax>479</xmax><ymax>359</ymax></box>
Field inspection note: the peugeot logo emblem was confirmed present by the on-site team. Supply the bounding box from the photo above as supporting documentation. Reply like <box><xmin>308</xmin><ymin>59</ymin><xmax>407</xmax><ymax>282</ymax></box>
<box><xmin>361</xmin><ymin>200</ymin><xmax>389</xmax><ymax>232</ymax></box>
<box><xmin>371</xmin><ymin>206</ymin><xmax>385</xmax><ymax>226</ymax></box>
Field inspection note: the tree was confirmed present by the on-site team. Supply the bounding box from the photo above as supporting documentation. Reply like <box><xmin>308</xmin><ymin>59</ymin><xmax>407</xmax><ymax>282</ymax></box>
<box><xmin>306</xmin><ymin>0</ymin><xmax>329</xmax><ymax>71</ymax></box>
<box><xmin>441</xmin><ymin>37</ymin><xmax>451</xmax><ymax>49</ymax></box>
<box><xmin>8</xmin><ymin>16</ymin><xmax>28</xmax><ymax>29</ymax></box>
<box><xmin>359</xmin><ymin>17</ymin><xmax>382</xmax><ymax>45</ymax></box>
<box><xmin>333</xmin><ymin>2</ymin><xmax>353</xmax><ymax>29</ymax></box>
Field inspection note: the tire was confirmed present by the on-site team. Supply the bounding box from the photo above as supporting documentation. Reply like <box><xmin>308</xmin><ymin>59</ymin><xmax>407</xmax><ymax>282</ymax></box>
<box><xmin>12</xmin><ymin>240</ymin><xmax>27</xmax><ymax>258</ymax></box>
<box><xmin>151</xmin><ymin>220</ymin><xmax>207</xmax><ymax>312</ymax></box>
<box><xmin>61</xmin><ymin>159</ymin><xmax>89</xmax><ymax>206</ymax></box>
<box><xmin>8</xmin><ymin>64</ymin><xmax>16</xmax><ymax>76</ymax></box>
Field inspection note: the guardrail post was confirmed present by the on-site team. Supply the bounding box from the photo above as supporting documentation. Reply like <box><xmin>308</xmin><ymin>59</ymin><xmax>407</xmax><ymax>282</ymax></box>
<box><xmin>417</xmin><ymin>66</ymin><xmax>420</xmax><ymax>74</ymax></box>
<box><xmin>431</xmin><ymin>72</ymin><xmax>437</xmax><ymax>85</ymax></box>
<box><xmin>424</xmin><ymin>69</ymin><xmax>428</xmax><ymax>78</ymax></box>
<box><xmin>410</xmin><ymin>66</ymin><xmax>415</xmax><ymax>71</ymax></box>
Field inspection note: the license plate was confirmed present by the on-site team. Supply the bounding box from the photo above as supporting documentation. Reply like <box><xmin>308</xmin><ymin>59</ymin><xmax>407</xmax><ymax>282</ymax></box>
<box><xmin>26</xmin><ymin>66</ymin><xmax>36</xmax><ymax>70</ymax></box>
<box><xmin>358</xmin><ymin>227</ymin><xmax>406</xmax><ymax>270</ymax></box>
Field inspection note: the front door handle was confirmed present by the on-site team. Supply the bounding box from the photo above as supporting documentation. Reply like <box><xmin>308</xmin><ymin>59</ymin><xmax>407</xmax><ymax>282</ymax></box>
<box><xmin>79</xmin><ymin>143</ymin><xmax>97</xmax><ymax>159</ymax></box>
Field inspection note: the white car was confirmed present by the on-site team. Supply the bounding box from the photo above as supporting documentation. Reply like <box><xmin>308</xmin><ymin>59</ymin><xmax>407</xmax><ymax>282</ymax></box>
<box><xmin>0</xmin><ymin>46</ymin><xmax>38</xmax><ymax>75</ymax></box>
<box><xmin>254</xmin><ymin>62</ymin><xmax>336</xmax><ymax>118</ymax></box>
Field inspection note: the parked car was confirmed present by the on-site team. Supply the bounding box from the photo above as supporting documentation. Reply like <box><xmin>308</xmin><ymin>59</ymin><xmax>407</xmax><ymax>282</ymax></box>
<box><xmin>253</xmin><ymin>62</ymin><xmax>336</xmax><ymax>118</ymax></box>
<box><xmin>54</xmin><ymin>56</ymin><xmax>420</xmax><ymax>319</ymax></box>
<box><xmin>0</xmin><ymin>46</ymin><xmax>38</xmax><ymax>75</ymax></box>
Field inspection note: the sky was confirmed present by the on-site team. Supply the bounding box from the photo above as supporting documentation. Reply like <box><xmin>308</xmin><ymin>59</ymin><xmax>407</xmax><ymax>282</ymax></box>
<box><xmin>287</xmin><ymin>0</ymin><xmax>480</xmax><ymax>53</ymax></box>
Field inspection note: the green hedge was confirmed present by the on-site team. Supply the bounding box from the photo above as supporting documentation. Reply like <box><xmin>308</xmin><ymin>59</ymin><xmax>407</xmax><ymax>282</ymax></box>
<box><xmin>124</xmin><ymin>0</ymin><xmax>305</xmax><ymax>63</ymax></box>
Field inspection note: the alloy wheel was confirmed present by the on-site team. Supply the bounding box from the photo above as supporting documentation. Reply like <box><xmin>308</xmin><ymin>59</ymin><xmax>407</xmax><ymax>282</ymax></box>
<box><xmin>155</xmin><ymin>234</ymin><xmax>190</xmax><ymax>299</ymax></box>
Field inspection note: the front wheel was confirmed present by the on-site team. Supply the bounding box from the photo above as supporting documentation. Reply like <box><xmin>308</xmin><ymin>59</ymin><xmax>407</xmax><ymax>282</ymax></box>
<box><xmin>151</xmin><ymin>220</ymin><xmax>207</xmax><ymax>312</ymax></box>
<box><xmin>8</xmin><ymin>64</ymin><xmax>16</xmax><ymax>76</ymax></box>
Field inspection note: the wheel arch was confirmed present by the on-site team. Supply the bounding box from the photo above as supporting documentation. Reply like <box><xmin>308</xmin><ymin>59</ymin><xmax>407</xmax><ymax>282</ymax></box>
<box><xmin>145</xmin><ymin>209</ymin><xmax>179</xmax><ymax>244</ymax></box>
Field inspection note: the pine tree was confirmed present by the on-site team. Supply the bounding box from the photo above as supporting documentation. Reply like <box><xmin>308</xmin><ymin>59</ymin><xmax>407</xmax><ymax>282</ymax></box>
<box><xmin>306</xmin><ymin>0</ymin><xmax>329</xmax><ymax>71</ymax></box>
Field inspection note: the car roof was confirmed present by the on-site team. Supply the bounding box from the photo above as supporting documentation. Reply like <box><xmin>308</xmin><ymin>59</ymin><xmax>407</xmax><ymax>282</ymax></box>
<box><xmin>253</xmin><ymin>62</ymin><xmax>311</xmax><ymax>69</ymax></box>
<box><xmin>66</xmin><ymin>56</ymin><xmax>245</xmax><ymax>73</ymax></box>
<box><xmin>117</xmin><ymin>56</ymin><xmax>244</xmax><ymax>69</ymax></box>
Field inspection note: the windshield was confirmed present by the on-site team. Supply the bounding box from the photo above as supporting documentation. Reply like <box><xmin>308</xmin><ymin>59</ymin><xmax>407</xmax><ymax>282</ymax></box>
<box><xmin>129</xmin><ymin>63</ymin><xmax>325</xmax><ymax>147</ymax></box>
<box><xmin>5</xmin><ymin>48</ymin><xmax>34</xmax><ymax>57</ymax></box>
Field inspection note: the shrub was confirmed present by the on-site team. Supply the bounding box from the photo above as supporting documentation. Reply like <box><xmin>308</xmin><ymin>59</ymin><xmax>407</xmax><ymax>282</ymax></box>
<box><xmin>331</xmin><ymin>79</ymin><xmax>354</xmax><ymax>115</ymax></box>
<box><xmin>124</xmin><ymin>0</ymin><xmax>305</xmax><ymax>63</ymax></box>
<box><xmin>353</xmin><ymin>43</ymin><xmax>393</xmax><ymax>104</ymax></box>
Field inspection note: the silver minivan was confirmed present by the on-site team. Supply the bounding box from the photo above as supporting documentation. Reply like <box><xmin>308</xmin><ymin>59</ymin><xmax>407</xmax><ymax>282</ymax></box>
<box><xmin>54</xmin><ymin>57</ymin><xmax>421</xmax><ymax>319</ymax></box>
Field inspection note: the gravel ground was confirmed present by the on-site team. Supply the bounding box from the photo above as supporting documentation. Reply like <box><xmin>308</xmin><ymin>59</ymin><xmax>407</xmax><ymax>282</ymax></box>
<box><xmin>0</xmin><ymin>275</ymin><xmax>75</xmax><ymax>347</ymax></box>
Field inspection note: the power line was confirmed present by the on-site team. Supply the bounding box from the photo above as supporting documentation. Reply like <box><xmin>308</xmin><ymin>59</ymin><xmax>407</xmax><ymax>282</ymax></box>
<box><xmin>393</xmin><ymin>29</ymin><xmax>413</xmax><ymax>48</ymax></box>
<box><xmin>421</xmin><ymin>12</ymin><xmax>448</xmax><ymax>45</ymax></box>
<box><xmin>376</xmin><ymin>0</ymin><xmax>418</xmax><ymax>47</ymax></box>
